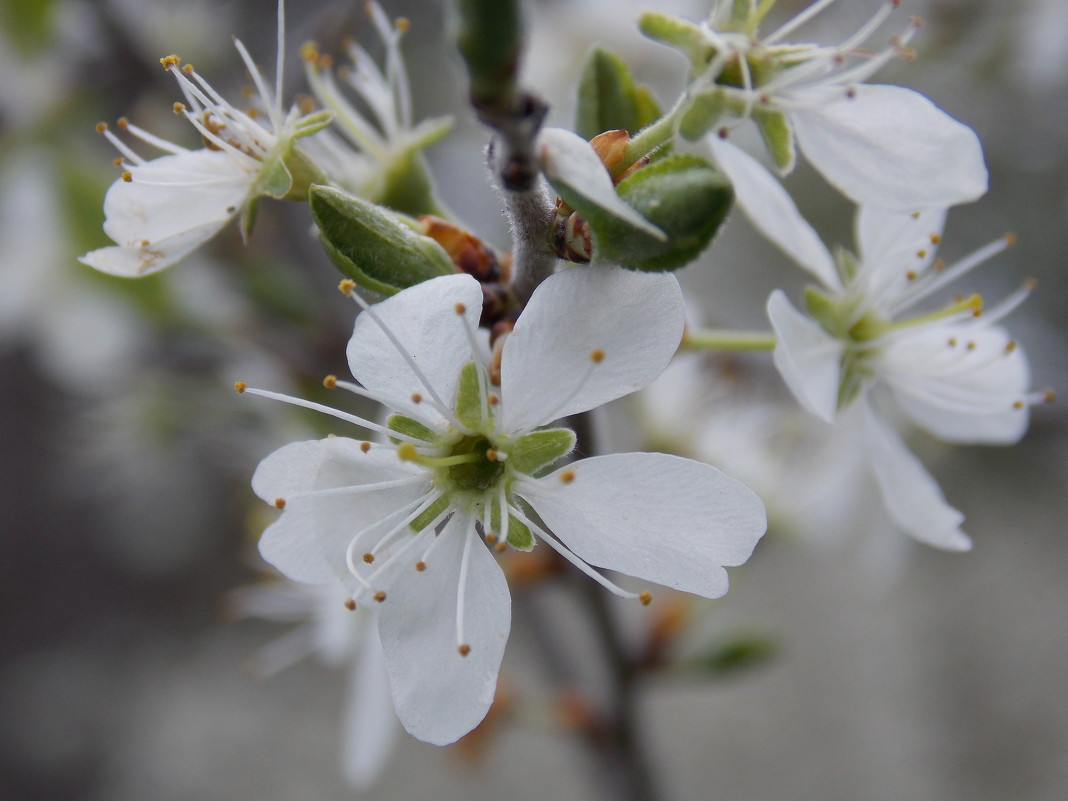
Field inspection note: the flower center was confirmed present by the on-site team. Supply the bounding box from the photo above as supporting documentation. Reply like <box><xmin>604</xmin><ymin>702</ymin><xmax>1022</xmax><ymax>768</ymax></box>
<box><xmin>444</xmin><ymin>435</ymin><xmax>505</xmax><ymax>493</ymax></box>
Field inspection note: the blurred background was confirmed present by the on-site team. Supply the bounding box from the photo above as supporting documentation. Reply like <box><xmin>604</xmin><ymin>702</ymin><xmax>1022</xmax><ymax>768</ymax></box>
<box><xmin>1</xmin><ymin>0</ymin><xmax>1065</xmax><ymax>799</ymax></box>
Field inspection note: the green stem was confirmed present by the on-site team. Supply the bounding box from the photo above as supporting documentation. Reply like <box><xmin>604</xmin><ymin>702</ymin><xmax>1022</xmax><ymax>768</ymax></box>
<box><xmin>681</xmin><ymin>328</ymin><xmax>776</xmax><ymax>352</ymax></box>
<box><xmin>620</xmin><ymin>93</ymin><xmax>687</xmax><ymax>167</ymax></box>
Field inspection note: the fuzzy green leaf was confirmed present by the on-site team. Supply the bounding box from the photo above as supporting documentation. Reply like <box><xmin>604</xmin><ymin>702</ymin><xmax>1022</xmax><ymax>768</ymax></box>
<box><xmin>509</xmin><ymin>428</ymin><xmax>576</xmax><ymax>475</ymax></box>
<box><xmin>576</xmin><ymin>48</ymin><xmax>662</xmax><ymax>140</ymax></box>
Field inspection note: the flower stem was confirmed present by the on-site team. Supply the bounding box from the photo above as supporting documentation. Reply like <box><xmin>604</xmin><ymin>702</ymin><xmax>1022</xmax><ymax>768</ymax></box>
<box><xmin>621</xmin><ymin>94</ymin><xmax>686</xmax><ymax>168</ymax></box>
<box><xmin>680</xmin><ymin>328</ymin><xmax>777</xmax><ymax>351</ymax></box>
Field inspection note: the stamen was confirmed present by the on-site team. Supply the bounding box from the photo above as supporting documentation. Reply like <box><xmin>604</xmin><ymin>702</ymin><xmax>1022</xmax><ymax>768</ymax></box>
<box><xmin>274</xmin><ymin>498</ymin><xmax>286</xmax><ymax>509</ymax></box>
<box><xmin>344</xmin><ymin>599</ymin><xmax>357</xmax><ymax>610</ymax></box>
<box><xmin>508</xmin><ymin>504</ymin><xmax>644</xmax><ymax>602</ymax></box>
<box><xmin>455</xmin><ymin>521</ymin><xmax>475</xmax><ymax>652</ymax></box>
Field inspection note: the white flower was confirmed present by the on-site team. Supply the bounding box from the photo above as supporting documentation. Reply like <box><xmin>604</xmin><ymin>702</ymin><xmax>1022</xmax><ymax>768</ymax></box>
<box><xmin>298</xmin><ymin>3</ymin><xmax>452</xmax><ymax>211</ymax></box>
<box><xmin>764</xmin><ymin>202</ymin><xmax>1048</xmax><ymax>550</ymax></box>
<box><xmin>243</xmin><ymin>267</ymin><xmax>766</xmax><ymax>744</ymax></box>
<box><xmin>233</xmin><ymin>578</ymin><xmax>398</xmax><ymax>790</ymax></box>
<box><xmin>656</xmin><ymin>0</ymin><xmax>987</xmax><ymax>211</ymax></box>
<box><xmin>79</xmin><ymin>1</ymin><xmax>331</xmax><ymax>278</ymax></box>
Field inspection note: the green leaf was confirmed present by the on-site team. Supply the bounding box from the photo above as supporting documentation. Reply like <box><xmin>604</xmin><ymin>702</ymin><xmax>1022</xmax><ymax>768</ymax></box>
<box><xmin>509</xmin><ymin>428</ymin><xmax>576</xmax><ymax>475</ymax></box>
<box><xmin>576</xmin><ymin>48</ymin><xmax>662</xmax><ymax>140</ymax></box>
<box><xmin>684</xmin><ymin>632</ymin><xmax>777</xmax><ymax>677</ymax></box>
<box><xmin>594</xmin><ymin>154</ymin><xmax>733</xmax><ymax>272</ymax></box>
<box><xmin>454</xmin><ymin>0</ymin><xmax>523</xmax><ymax>109</ymax></box>
<box><xmin>387</xmin><ymin>414</ymin><xmax>438</xmax><ymax>444</ymax></box>
<box><xmin>310</xmin><ymin>185</ymin><xmax>455</xmax><ymax>294</ymax></box>
<box><xmin>754</xmin><ymin>108</ymin><xmax>795</xmax><ymax>172</ymax></box>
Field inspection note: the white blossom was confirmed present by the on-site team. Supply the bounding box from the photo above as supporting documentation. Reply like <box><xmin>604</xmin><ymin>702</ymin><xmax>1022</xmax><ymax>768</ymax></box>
<box><xmin>79</xmin><ymin>2</ymin><xmax>331</xmax><ymax>278</ymax></box>
<box><xmin>764</xmin><ymin>201</ymin><xmax>1047</xmax><ymax>550</ymax></box>
<box><xmin>658</xmin><ymin>0</ymin><xmax>987</xmax><ymax>213</ymax></box>
<box><xmin>243</xmin><ymin>267</ymin><xmax>766</xmax><ymax>744</ymax></box>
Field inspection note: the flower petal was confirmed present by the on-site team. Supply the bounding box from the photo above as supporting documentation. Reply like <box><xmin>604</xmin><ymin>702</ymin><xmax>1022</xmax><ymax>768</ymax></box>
<box><xmin>855</xmin><ymin>399</ymin><xmax>971</xmax><ymax>551</ymax></box>
<box><xmin>791</xmin><ymin>84</ymin><xmax>988</xmax><ymax>210</ymax></box>
<box><xmin>498</xmin><ymin>266</ymin><xmax>685</xmax><ymax>432</ymax></box>
<box><xmin>708</xmin><ymin>135</ymin><xmax>839</xmax><ymax>289</ymax></box>
<box><xmin>378</xmin><ymin>521</ymin><xmax>510</xmax><ymax>745</ymax></box>
<box><xmin>519</xmin><ymin>453</ymin><xmax>766</xmax><ymax>599</ymax></box>
<box><xmin>767</xmin><ymin>290</ymin><xmax>844</xmax><ymax>423</ymax></box>
<box><xmin>880</xmin><ymin>325</ymin><xmax>1031</xmax><ymax>445</ymax></box>
<box><xmin>81</xmin><ymin>149</ymin><xmax>250</xmax><ymax>275</ymax></box>
<box><xmin>254</xmin><ymin>439</ymin><xmax>427</xmax><ymax>584</ymax></box>
<box><xmin>340</xmin><ymin>616</ymin><xmax>398</xmax><ymax>789</ymax></box>
<box><xmin>347</xmin><ymin>273</ymin><xmax>484</xmax><ymax>427</ymax></box>
<box><xmin>538</xmin><ymin>127</ymin><xmax>665</xmax><ymax>240</ymax></box>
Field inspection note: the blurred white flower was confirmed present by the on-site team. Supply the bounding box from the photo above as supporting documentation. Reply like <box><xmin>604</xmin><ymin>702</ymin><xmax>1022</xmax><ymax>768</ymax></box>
<box><xmin>244</xmin><ymin>266</ymin><xmax>766</xmax><ymax>744</ymax></box>
<box><xmin>233</xmin><ymin>578</ymin><xmax>398</xmax><ymax>790</ymax></box>
<box><xmin>765</xmin><ymin>202</ymin><xmax>1047</xmax><ymax>550</ymax></box>
<box><xmin>651</xmin><ymin>0</ymin><xmax>987</xmax><ymax>212</ymax></box>
<box><xmin>299</xmin><ymin>2</ymin><xmax>452</xmax><ymax>211</ymax></box>
<box><xmin>80</xmin><ymin>2</ymin><xmax>332</xmax><ymax>278</ymax></box>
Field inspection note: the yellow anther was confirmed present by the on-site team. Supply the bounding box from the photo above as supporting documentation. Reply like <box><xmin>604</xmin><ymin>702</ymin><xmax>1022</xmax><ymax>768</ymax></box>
<box><xmin>323</xmin><ymin>374</ymin><xmax>337</xmax><ymax>389</ymax></box>
<box><xmin>338</xmin><ymin>279</ymin><xmax>356</xmax><ymax>296</ymax></box>
<box><xmin>494</xmin><ymin>541</ymin><xmax>507</xmax><ymax>553</ymax></box>
<box><xmin>121</xmin><ymin>171</ymin><xmax>133</xmax><ymax>182</ymax></box>
<box><xmin>906</xmin><ymin>270</ymin><xmax>917</xmax><ymax>281</ymax></box>
<box><xmin>318</xmin><ymin>54</ymin><xmax>333</xmax><ymax>70</ymax></box>
<box><xmin>1013</xmin><ymin>400</ymin><xmax>1025</xmax><ymax>410</ymax></box>
<box><xmin>1023</xmin><ymin>278</ymin><xmax>1038</xmax><ymax>291</ymax></box>
<box><xmin>396</xmin><ymin>442</ymin><xmax>418</xmax><ymax>462</ymax></box>
<box><xmin>910</xmin><ymin>210</ymin><xmax>921</xmax><ymax>219</ymax></box>
<box><xmin>559</xmin><ymin>468</ymin><xmax>576</xmax><ymax>484</ymax></box>
<box><xmin>484</xmin><ymin>532</ymin><xmax>497</xmax><ymax>545</ymax></box>
<box><xmin>948</xmin><ymin>338</ymin><xmax>957</xmax><ymax>347</ymax></box>
<box><xmin>966</xmin><ymin>341</ymin><xmax>977</xmax><ymax>350</ymax></box>
<box><xmin>363</xmin><ymin>553</ymin><xmax>374</xmax><ymax>564</ymax></box>
<box><xmin>360</xmin><ymin>441</ymin><xmax>372</xmax><ymax>453</ymax></box>
<box><xmin>486</xmin><ymin>449</ymin><xmax>499</xmax><ymax>462</ymax></box>
<box><xmin>1004</xmin><ymin>232</ymin><xmax>1018</xmax><ymax>246</ymax></box>
<box><xmin>274</xmin><ymin>498</ymin><xmax>286</xmax><ymax>510</ymax></box>
<box><xmin>488</xmin><ymin>394</ymin><xmax>500</xmax><ymax>406</ymax></box>
<box><xmin>415</xmin><ymin>561</ymin><xmax>427</xmax><ymax>572</ymax></box>
<box><xmin>173</xmin><ymin>102</ymin><xmax>186</xmax><ymax>114</ymax></box>
<box><xmin>639</xmin><ymin>591</ymin><xmax>653</xmax><ymax>606</ymax></box>
<box><xmin>411</xmin><ymin>393</ymin><xmax>423</xmax><ymax>404</ymax></box>
<box><xmin>1044</xmin><ymin>389</ymin><xmax>1056</xmax><ymax>403</ymax></box>
<box><xmin>590</xmin><ymin>349</ymin><xmax>605</xmax><ymax>363</ymax></box>
<box><xmin>160</xmin><ymin>54</ymin><xmax>181</xmax><ymax>69</ymax></box>
<box><xmin>112</xmin><ymin>157</ymin><xmax>124</xmax><ymax>167</ymax></box>
<box><xmin>117</xmin><ymin>117</ymin><xmax>129</xmax><ymax>130</ymax></box>
<box><xmin>344</xmin><ymin>599</ymin><xmax>357</xmax><ymax>610</ymax></box>
<box><xmin>454</xmin><ymin>302</ymin><xmax>466</xmax><ymax>314</ymax></box>
<box><xmin>300</xmin><ymin>42</ymin><xmax>320</xmax><ymax>63</ymax></box>
<box><xmin>933</xmin><ymin>259</ymin><xmax>945</xmax><ymax>272</ymax></box>
<box><xmin>373</xmin><ymin>591</ymin><xmax>387</xmax><ymax>603</ymax></box>
<box><xmin>916</xmin><ymin>249</ymin><xmax>927</xmax><ymax>259</ymax></box>
<box><xmin>395</xmin><ymin>17</ymin><xmax>411</xmax><ymax>33</ymax></box>
<box><xmin>182</xmin><ymin>64</ymin><xmax>194</xmax><ymax>75</ymax></box>
<box><xmin>457</xmin><ymin>643</ymin><xmax>471</xmax><ymax>657</ymax></box>
<box><xmin>95</xmin><ymin>121</ymin><xmax>107</xmax><ymax>133</ymax></box>
<box><xmin>234</xmin><ymin>381</ymin><xmax>248</xmax><ymax>393</ymax></box>
<box><xmin>1005</xmin><ymin>341</ymin><xmax>1017</xmax><ymax>354</ymax></box>
<box><xmin>929</xmin><ymin>233</ymin><xmax>941</xmax><ymax>244</ymax></box>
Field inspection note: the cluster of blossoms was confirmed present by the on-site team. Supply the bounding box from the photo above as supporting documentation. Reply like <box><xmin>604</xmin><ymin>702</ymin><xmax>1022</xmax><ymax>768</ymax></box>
<box><xmin>76</xmin><ymin>0</ymin><xmax>1049</xmax><ymax>783</ymax></box>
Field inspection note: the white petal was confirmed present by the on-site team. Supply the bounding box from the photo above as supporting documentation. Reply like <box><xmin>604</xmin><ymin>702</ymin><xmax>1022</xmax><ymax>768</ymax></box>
<box><xmin>82</xmin><ymin>149</ymin><xmax>250</xmax><ymax>275</ymax></box>
<box><xmin>520</xmin><ymin>453</ymin><xmax>766</xmax><ymax>599</ymax></box>
<box><xmin>708</xmin><ymin>135</ymin><xmax>839</xmax><ymax>289</ymax></box>
<box><xmin>767</xmin><ymin>290</ymin><xmax>844</xmax><ymax>423</ymax></box>
<box><xmin>881</xmin><ymin>325</ymin><xmax>1031</xmax><ymax>444</ymax></box>
<box><xmin>791</xmin><ymin>85</ymin><xmax>988</xmax><ymax>210</ymax></box>
<box><xmin>537</xmin><ymin>126</ymin><xmax>665</xmax><ymax>240</ymax></box>
<box><xmin>339</xmin><ymin>617</ymin><xmax>398</xmax><ymax>789</ymax></box>
<box><xmin>378</xmin><ymin>522</ymin><xmax>510</xmax><ymax>745</ymax></box>
<box><xmin>498</xmin><ymin>266</ymin><xmax>684</xmax><ymax>432</ymax></box>
<box><xmin>347</xmin><ymin>273</ymin><xmax>484</xmax><ymax>426</ymax></box>
<box><xmin>855</xmin><ymin>400</ymin><xmax>971</xmax><ymax>551</ymax></box>
<box><xmin>254</xmin><ymin>440</ymin><xmax>427</xmax><ymax>584</ymax></box>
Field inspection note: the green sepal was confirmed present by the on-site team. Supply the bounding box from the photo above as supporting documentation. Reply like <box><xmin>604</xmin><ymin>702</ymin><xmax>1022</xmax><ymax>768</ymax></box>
<box><xmin>255</xmin><ymin>155</ymin><xmax>294</xmax><ymax>200</ymax></box>
<box><xmin>594</xmin><ymin>154</ymin><xmax>733</xmax><ymax>272</ymax></box>
<box><xmin>753</xmin><ymin>108</ymin><xmax>794</xmax><ymax>172</ymax></box>
<box><xmin>638</xmin><ymin>11</ymin><xmax>713</xmax><ymax>74</ymax></box>
<box><xmin>728</xmin><ymin>0</ymin><xmax>755</xmax><ymax>30</ymax></box>
<box><xmin>239</xmin><ymin>196</ymin><xmax>260</xmax><ymax>242</ymax></box>
<box><xmin>490</xmin><ymin>505</ymin><xmax>534</xmax><ymax>551</ymax></box>
<box><xmin>679</xmin><ymin>88</ymin><xmax>734</xmax><ymax>140</ymax></box>
<box><xmin>509</xmin><ymin>428</ymin><xmax>576</xmax><ymax>475</ymax></box>
<box><xmin>454</xmin><ymin>362</ymin><xmax>486</xmax><ymax>431</ymax></box>
<box><xmin>803</xmin><ymin>287</ymin><xmax>843</xmax><ymax>338</ymax></box>
<box><xmin>576</xmin><ymin>48</ymin><xmax>662</xmax><ymax>140</ymax></box>
<box><xmin>410</xmin><ymin>494</ymin><xmax>451</xmax><ymax>532</ymax></box>
<box><xmin>310</xmin><ymin>185</ymin><xmax>455</xmax><ymax>295</ymax></box>
<box><xmin>387</xmin><ymin>414</ymin><xmax>438</xmax><ymax>444</ymax></box>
